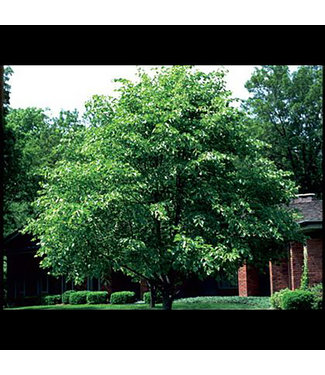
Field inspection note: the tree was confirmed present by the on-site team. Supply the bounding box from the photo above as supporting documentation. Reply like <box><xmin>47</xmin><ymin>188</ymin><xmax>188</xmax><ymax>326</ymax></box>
<box><xmin>2</xmin><ymin>66</ymin><xmax>14</xmax><ymax>306</ymax></box>
<box><xmin>3</xmin><ymin>66</ymin><xmax>13</xmax><ymax>117</ymax></box>
<box><xmin>3</xmin><ymin>106</ymin><xmax>83</xmax><ymax>237</ymax></box>
<box><xmin>244</xmin><ymin>65</ymin><xmax>323</xmax><ymax>196</ymax></box>
<box><xmin>25</xmin><ymin>66</ymin><xmax>303</xmax><ymax>310</ymax></box>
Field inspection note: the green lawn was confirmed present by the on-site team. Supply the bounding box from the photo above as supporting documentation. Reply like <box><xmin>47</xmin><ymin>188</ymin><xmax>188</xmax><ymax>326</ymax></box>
<box><xmin>4</xmin><ymin>296</ymin><xmax>271</xmax><ymax>310</ymax></box>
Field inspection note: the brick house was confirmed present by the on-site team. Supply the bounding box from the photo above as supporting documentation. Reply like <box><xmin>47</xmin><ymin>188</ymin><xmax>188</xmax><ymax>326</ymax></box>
<box><xmin>4</xmin><ymin>231</ymin><xmax>144</xmax><ymax>305</ymax></box>
<box><xmin>5</xmin><ymin>193</ymin><xmax>322</xmax><ymax>305</ymax></box>
<box><xmin>5</xmin><ymin>232</ymin><xmax>238</xmax><ymax>305</ymax></box>
<box><xmin>238</xmin><ymin>193</ymin><xmax>323</xmax><ymax>296</ymax></box>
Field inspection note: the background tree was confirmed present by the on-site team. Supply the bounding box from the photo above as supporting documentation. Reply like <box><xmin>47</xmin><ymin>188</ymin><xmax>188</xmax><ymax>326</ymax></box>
<box><xmin>2</xmin><ymin>66</ymin><xmax>86</xmax><ymax>306</ymax></box>
<box><xmin>25</xmin><ymin>66</ymin><xmax>303</xmax><ymax>310</ymax></box>
<box><xmin>4</xmin><ymin>106</ymin><xmax>83</xmax><ymax>237</ymax></box>
<box><xmin>243</xmin><ymin>65</ymin><xmax>323</xmax><ymax>196</ymax></box>
<box><xmin>3</xmin><ymin>66</ymin><xmax>13</xmax><ymax>117</ymax></box>
<box><xmin>2</xmin><ymin>66</ymin><xmax>14</xmax><ymax>305</ymax></box>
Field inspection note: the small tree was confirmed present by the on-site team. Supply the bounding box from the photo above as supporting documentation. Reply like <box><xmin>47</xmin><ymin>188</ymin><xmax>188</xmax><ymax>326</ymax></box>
<box><xmin>25</xmin><ymin>66</ymin><xmax>303</xmax><ymax>310</ymax></box>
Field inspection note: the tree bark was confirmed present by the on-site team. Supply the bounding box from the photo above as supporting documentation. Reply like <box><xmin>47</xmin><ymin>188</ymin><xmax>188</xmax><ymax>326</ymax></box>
<box><xmin>161</xmin><ymin>284</ymin><xmax>174</xmax><ymax>310</ymax></box>
<box><xmin>149</xmin><ymin>285</ymin><xmax>156</xmax><ymax>308</ymax></box>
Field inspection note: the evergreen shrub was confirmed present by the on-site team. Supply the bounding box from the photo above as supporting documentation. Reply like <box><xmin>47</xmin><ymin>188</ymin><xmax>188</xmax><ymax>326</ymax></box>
<box><xmin>110</xmin><ymin>291</ymin><xmax>135</xmax><ymax>304</ymax></box>
<box><xmin>69</xmin><ymin>291</ymin><xmax>88</xmax><ymax>305</ymax></box>
<box><xmin>86</xmin><ymin>291</ymin><xmax>108</xmax><ymax>304</ymax></box>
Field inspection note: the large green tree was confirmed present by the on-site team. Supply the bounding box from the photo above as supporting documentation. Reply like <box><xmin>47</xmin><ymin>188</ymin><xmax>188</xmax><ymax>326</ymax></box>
<box><xmin>244</xmin><ymin>65</ymin><xmax>323</xmax><ymax>196</ymax></box>
<box><xmin>25</xmin><ymin>66</ymin><xmax>303</xmax><ymax>309</ymax></box>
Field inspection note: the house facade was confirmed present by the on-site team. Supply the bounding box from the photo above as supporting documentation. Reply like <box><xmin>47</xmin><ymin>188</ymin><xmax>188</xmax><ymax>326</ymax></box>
<box><xmin>5</xmin><ymin>232</ymin><xmax>142</xmax><ymax>304</ymax></box>
<box><xmin>238</xmin><ymin>193</ymin><xmax>323</xmax><ymax>296</ymax></box>
<box><xmin>4</xmin><ymin>232</ymin><xmax>238</xmax><ymax>305</ymax></box>
<box><xmin>4</xmin><ymin>193</ymin><xmax>322</xmax><ymax>305</ymax></box>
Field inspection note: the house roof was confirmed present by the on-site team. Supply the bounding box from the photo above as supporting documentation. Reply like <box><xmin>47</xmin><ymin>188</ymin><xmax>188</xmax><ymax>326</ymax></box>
<box><xmin>289</xmin><ymin>194</ymin><xmax>323</xmax><ymax>224</ymax></box>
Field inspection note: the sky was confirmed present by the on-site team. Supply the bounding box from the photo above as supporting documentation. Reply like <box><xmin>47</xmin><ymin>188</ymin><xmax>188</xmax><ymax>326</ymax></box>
<box><xmin>6</xmin><ymin>65</ymin><xmax>259</xmax><ymax>118</ymax></box>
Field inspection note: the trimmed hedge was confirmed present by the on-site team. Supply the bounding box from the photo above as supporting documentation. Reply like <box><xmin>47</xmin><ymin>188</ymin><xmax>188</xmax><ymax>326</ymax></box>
<box><xmin>110</xmin><ymin>291</ymin><xmax>136</xmax><ymax>304</ymax></box>
<box><xmin>143</xmin><ymin>290</ymin><xmax>163</xmax><ymax>304</ymax></box>
<box><xmin>62</xmin><ymin>290</ymin><xmax>76</xmax><ymax>304</ymax></box>
<box><xmin>86</xmin><ymin>291</ymin><xmax>109</xmax><ymax>304</ymax></box>
<box><xmin>42</xmin><ymin>294</ymin><xmax>62</xmax><ymax>305</ymax></box>
<box><xmin>69</xmin><ymin>291</ymin><xmax>89</xmax><ymax>305</ymax></box>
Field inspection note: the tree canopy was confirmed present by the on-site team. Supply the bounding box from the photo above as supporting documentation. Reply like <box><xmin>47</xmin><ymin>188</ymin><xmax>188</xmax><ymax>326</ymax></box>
<box><xmin>3</xmin><ymin>105</ymin><xmax>83</xmax><ymax>237</ymax></box>
<box><xmin>244</xmin><ymin>65</ymin><xmax>323</xmax><ymax>196</ymax></box>
<box><xmin>25</xmin><ymin>66</ymin><xmax>303</xmax><ymax>309</ymax></box>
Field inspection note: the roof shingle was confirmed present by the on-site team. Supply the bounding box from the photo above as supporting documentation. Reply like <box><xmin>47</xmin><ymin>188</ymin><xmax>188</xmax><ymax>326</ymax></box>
<box><xmin>289</xmin><ymin>198</ymin><xmax>323</xmax><ymax>223</ymax></box>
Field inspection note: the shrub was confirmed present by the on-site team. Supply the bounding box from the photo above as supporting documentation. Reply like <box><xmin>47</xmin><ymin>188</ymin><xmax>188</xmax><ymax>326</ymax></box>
<box><xmin>270</xmin><ymin>288</ymin><xmax>290</xmax><ymax>310</ymax></box>
<box><xmin>42</xmin><ymin>294</ymin><xmax>62</xmax><ymax>305</ymax></box>
<box><xmin>309</xmin><ymin>283</ymin><xmax>323</xmax><ymax>310</ymax></box>
<box><xmin>281</xmin><ymin>289</ymin><xmax>315</xmax><ymax>310</ymax></box>
<box><xmin>62</xmin><ymin>290</ymin><xmax>76</xmax><ymax>304</ymax></box>
<box><xmin>110</xmin><ymin>291</ymin><xmax>136</xmax><ymax>304</ymax></box>
<box><xmin>86</xmin><ymin>291</ymin><xmax>108</xmax><ymax>304</ymax></box>
<box><xmin>69</xmin><ymin>291</ymin><xmax>89</xmax><ymax>305</ymax></box>
<box><xmin>143</xmin><ymin>290</ymin><xmax>163</xmax><ymax>304</ymax></box>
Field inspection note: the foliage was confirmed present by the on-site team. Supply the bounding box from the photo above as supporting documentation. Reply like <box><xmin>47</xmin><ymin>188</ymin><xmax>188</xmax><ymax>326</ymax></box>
<box><xmin>69</xmin><ymin>291</ymin><xmax>89</xmax><ymax>305</ymax></box>
<box><xmin>3</xmin><ymin>106</ymin><xmax>84</xmax><ymax>237</ymax></box>
<box><xmin>270</xmin><ymin>288</ymin><xmax>291</xmax><ymax>309</ymax></box>
<box><xmin>271</xmin><ymin>285</ymin><xmax>322</xmax><ymax>310</ymax></box>
<box><xmin>110</xmin><ymin>291</ymin><xmax>136</xmax><ymax>304</ymax></box>
<box><xmin>86</xmin><ymin>291</ymin><xmax>109</xmax><ymax>304</ymax></box>
<box><xmin>3</xmin><ymin>67</ymin><xmax>14</xmax><ymax>306</ymax></box>
<box><xmin>143</xmin><ymin>290</ymin><xmax>163</xmax><ymax>304</ymax></box>
<box><xmin>3</xmin><ymin>66</ymin><xmax>13</xmax><ymax>117</ymax></box>
<box><xmin>244</xmin><ymin>65</ymin><xmax>323</xmax><ymax>195</ymax></box>
<box><xmin>175</xmin><ymin>296</ymin><xmax>271</xmax><ymax>309</ymax></box>
<box><xmin>24</xmin><ymin>66</ymin><xmax>303</xmax><ymax>309</ymax></box>
<box><xmin>280</xmin><ymin>289</ymin><xmax>315</xmax><ymax>310</ymax></box>
<box><xmin>300</xmin><ymin>245</ymin><xmax>309</xmax><ymax>290</ymax></box>
<box><xmin>42</xmin><ymin>294</ymin><xmax>62</xmax><ymax>305</ymax></box>
<box><xmin>62</xmin><ymin>290</ymin><xmax>76</xmax><ymax>304</ymax></box>
<box><xmin>308</xmin><ymin>283</ymin><xmax>323</xmax><ymax>310</ymax></box>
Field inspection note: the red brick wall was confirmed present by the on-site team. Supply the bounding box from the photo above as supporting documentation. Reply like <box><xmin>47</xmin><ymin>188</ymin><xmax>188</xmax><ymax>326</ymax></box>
<box><xmin>238</xmin><ymin>266</ymin><xmax>247</xmax><ymax>296</ymax></box>
<box><xmin>238</xmin><ymin>264</ymin><xmax>260</xmax><ymax>296</ymax></box>
<box><xmin>307</xmin><ymin>237</ymin><xmax>323</xmax><ymax>286</ymax></box>
<box><xmin>289</xmin><ymin>241</ymin><xmax>304</xmax><ymax>289</ymax></box>
<box><xmin>269</xmin><ymin>258</ymin><xmax>290</xmax><ymax>294</ymax></box>
<box><xmin>269</xmin><ymin>237</ymin><xmax>323</xmax><ymax>294</ymax></box>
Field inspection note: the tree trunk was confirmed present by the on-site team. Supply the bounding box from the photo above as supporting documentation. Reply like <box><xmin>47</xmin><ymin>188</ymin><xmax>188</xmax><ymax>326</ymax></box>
<box><xmin>161</xmin><ymin>285</ymin><xmax>174</xmax><ymax>310</ymax></box>
<box><xmin>150</xmin><ymin>285</ymin><xmax>156</xmax><ymax>308</ymax></box>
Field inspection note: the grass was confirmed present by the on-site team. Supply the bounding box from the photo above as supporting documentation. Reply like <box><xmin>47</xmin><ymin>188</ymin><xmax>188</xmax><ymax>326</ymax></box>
<box><xmin>5</xmin><ymin>296</ymin><xmax>271</xmax><ymax>310</ymax></box>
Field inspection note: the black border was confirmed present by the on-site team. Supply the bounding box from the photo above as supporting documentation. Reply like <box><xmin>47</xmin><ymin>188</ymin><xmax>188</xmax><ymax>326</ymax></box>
<box><xmin>2</xmin><ymin>25</ymin><xmax>325</xmax><ymax>65</ymax></box>
<box><xmin>1</xmin><ymin>25</ymin><xmax>325</xmax><ymax>350</ymax></box>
